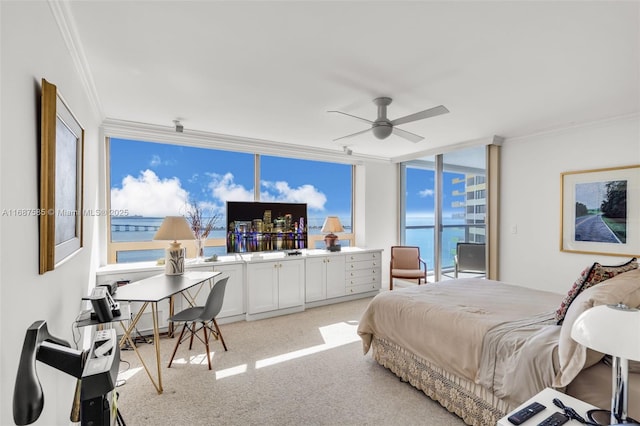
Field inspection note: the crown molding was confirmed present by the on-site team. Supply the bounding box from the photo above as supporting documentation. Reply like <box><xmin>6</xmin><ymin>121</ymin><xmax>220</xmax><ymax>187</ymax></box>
<box><xmin>48</xmin><ymin>0</ymin><xmax>104</xmax><ymax>121</ymax></box>
<box><xmin>101</xmin><ymin>118</ymin><xmax>393</xmax><ymax>165</ymax></box>
<box><xmin>391</xmin><ymin>135</ymin><xmax>504</xmax><ymax>163</ymax></box>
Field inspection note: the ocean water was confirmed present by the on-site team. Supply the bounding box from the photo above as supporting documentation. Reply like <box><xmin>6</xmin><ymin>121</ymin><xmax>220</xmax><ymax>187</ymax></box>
<box><xmin>111</xmin><ymin>216</ymin><xmax>351</xmax><ymax>263</ymax></box>
<box><xmin>111</xmin><ymin>217</ymin><xmax>480</xmax><ymax>267</ymax></box>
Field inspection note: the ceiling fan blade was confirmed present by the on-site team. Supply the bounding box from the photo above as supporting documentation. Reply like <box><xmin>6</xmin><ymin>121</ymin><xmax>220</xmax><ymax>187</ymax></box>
<box><xmin>333</xmin><ymin>127</ymin><xmax>373</xmax><ymax>142</ymax></box>
<box><xmin>327</xmin><ymin>110</ymin><xmax>373</xmax><ymax>124</ymax></box>
<box><xmin>390</xmin><ymin>105</ymin><xmax>449</xmax><ymax>126</ymax></box>
<box><xmin>392</xmin><ymin>127</ymin><xmax>424</xmax><ymax>143</ymax></box>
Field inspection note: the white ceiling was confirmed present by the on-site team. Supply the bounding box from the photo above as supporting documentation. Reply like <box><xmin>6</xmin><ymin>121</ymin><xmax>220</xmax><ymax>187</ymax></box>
<box><xmin>65</xmin><ymin>1</ymin><xmax>639</xmax><ymax>161</ymax></box>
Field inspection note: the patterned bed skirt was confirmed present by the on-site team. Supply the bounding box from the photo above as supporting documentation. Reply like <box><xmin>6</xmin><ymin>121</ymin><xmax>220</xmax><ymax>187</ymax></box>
<box><xmin>371</xmin><ymin>336</ymin><xmax>511</xmax><ymax>426</ymax></box>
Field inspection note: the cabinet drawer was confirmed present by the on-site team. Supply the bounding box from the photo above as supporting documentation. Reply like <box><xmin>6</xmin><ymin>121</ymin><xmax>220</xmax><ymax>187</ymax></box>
<box><xmin>345</xmin><ymin>251</ymin><xmax>380</xmax><ymax>263</ymax></box>
<box><xmin>346</xmin><ymin>274</ymin><xmax>378</xmax><ymax>287</ymax></box>
<box><xmin>346</xmin><ymin>259</ymin><xmax>380</xmax><ymax>271</ymax></box>
<box><xmin>345</xmin><ymin>268</ymin><xmax>379</xmax><ymax>279</ymax></box>
<box><xmin>346</xmin><ymin>282</ymin><xmax>379</xmax><ymax>294</ymax></box>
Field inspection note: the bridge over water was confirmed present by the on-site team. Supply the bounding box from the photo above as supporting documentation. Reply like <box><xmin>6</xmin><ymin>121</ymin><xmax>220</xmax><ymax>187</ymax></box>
<box><xmin>111</xmin><ymin>223</ymin><xmax>161</xmax><ymax>232</ymax></box>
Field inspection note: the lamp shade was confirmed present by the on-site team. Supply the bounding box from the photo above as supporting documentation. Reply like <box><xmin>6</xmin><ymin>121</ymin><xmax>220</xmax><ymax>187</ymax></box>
<box><xmin>154</xmin><ymin>216</ymin><xmax>194</xmax><ymax>242</ymax></box>
<box><xmin>321</xmin><ymin>216</ymin><xmax>344</xmax><ymax>233</ymax></box>
<box><xmin>571</xmin><ymin>304</ymin><xmax>640</xmax><ymax>361</ymax></box>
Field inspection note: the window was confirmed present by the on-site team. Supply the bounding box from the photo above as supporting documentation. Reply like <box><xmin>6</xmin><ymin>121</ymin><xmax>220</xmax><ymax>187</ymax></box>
<box><xmin>401</xmin><ymin>146</ymin><xmax>487</xmax><ymax>280</ymax></box>
<box><xmin>108</xmin><ymin>138</ymin><xmax>353</xmax><ymax>263</ymax></box>
<box><xmin>260</xmin><ymin>155</ymin><xmax>353</xmax><ymax>249</ymax></box>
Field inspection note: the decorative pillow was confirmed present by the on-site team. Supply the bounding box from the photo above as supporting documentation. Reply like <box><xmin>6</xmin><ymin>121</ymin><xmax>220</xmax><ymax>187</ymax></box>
<box><xmin>555</xmin><ymin>257</ymin><xmax>638</xmax><ymax>324</ymax></box>
<box><xmin>554</xmin><ymin>268</ymin><xmax>640</xmax><ymax>388</ymax></box>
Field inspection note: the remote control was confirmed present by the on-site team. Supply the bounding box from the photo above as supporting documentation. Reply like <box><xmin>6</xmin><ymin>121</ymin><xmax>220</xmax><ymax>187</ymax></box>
<box><xmin>537</xmin><ymin>412</ymin><xmax>569</xmax><ymax>426</ymax></box>
<box><xmin>508</xmin><ymin>401</ymin><xmax>546</xmax><ymax>425</ymax></box>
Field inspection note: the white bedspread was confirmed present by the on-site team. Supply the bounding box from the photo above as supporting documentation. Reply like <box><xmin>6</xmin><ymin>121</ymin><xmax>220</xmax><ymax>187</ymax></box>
<box><xmin>357</xmin><ymin>279</ymin><xmax>562</xmax><ymax>403</ymax></box>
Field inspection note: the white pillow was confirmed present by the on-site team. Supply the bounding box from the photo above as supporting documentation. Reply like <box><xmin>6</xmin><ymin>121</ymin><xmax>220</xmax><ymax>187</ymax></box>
<box><xmin>554</xmin><ymin>268</ymin><xmax>640</xmax><ymax>387</ymax></box>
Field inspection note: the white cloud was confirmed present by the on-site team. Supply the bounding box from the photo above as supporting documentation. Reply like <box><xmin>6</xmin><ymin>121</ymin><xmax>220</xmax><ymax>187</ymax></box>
<box><xmin>150</xmin><ymin>155</ymin><xmax>161</xmax><ymax>167</ymax></box>
<box><xmin>206</xmin><ymin>173</ymin><xmax>327</xmax><ymax>211</ymax></box>
<box><xmin>261</xmin><ymin>180</ymin><xmax>326</xmax><ymax>211</ymax></box>
<box><xmin>208</xmin><ymin>172</ymin><xmax>254</xmax><ymax>202</ymax></box>
<box><xmin>111</xmin><ymin>169</ymin><xmax>189</xmax><ymax>217</ymax></box>
<box><xmin>418</xmin><ymin>188</ymin><xmax>434</xmax><ymax>198</ymax></box>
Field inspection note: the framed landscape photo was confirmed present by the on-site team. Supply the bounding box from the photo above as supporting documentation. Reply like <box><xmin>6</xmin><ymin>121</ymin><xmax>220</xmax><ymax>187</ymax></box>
<box><xmin>39</xmin><ymin>79</ymin><xmax>85</xmax><ymax>274</ymax></box>
<box><xmin>561</xmin><ymin>165</ymin><xmax>640</xmax><ymax>257</ymax></box>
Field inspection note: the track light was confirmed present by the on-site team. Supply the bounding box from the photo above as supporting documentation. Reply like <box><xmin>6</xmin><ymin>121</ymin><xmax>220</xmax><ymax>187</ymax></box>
<box><xmin>173</xmin><ymin>120</ymin><xmax>184</xmax><ymax>133</ymax></box>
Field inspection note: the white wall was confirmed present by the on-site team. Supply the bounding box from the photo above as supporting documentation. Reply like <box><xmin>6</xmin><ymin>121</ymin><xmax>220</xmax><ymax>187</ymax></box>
<box><xmin>1</xmin><ymin>2</ymin><xmax>101</xmax><ymax>424</ymax></box>
<box><xmin>357</xmin><ymin>161</ymin><xmax>398</xmax><ymax>290</ymax></box>
<box><xmin>500</xmin><ymin>115</ymin><xmax>640</xmax><ymax>293</ymax></box>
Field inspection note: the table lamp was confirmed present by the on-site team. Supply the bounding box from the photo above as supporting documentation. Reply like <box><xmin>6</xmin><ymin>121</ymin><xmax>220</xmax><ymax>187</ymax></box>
<box><xmin>154</xmin><ymin>216</ymin><xmax>194</xmax><ymax>275</ymax></box>
<box><xmin>571</xmin><ymin>303</ymin><xmax>640</xmax><ymax>425</ymax></box>
<box><xmin>321</xmin><ymin>216</ymin><xmax>344</xmax><ymax>252</ymax></box>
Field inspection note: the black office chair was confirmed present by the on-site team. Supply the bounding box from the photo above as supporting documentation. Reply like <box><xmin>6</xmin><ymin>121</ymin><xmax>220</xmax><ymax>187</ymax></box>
<box><xmin>167</xmin><ymin>276</ymin><xmax>229</xmax><ymax>370</ymax></box>
<box><xmin>454</xmin><ymin>242</ymin><xmax>486</xmax><ymax>278</ymax></box>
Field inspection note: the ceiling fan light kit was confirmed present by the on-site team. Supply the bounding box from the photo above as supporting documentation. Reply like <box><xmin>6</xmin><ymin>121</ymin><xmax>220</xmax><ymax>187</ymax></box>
<box><xmin>329</xmin><ymin>97</ymin><xmax>449</xmax><ymax>143</ymax></box>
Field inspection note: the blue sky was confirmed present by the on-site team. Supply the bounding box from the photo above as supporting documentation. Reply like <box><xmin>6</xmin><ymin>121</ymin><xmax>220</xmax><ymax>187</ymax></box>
<box><xmin>405</xmin><ymin>167</ymin><xmax>466</xmax><ymax>224</ymax></box>
<box><xmin>110</xmin><ymin>138</ymin><xmax>465</xmax><ymax>223</ymax></box>
<box><xmin>110</xmin><ymin>138</ymin><xmax>352</xmax><ymax>219</ymax></box>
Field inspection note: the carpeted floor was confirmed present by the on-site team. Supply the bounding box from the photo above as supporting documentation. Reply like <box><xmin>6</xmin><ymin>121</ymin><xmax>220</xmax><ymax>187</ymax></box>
<box><xmin>114</xmin><ymin>297</ymin><xmax>466</xmax><ymax>425</ymax></box>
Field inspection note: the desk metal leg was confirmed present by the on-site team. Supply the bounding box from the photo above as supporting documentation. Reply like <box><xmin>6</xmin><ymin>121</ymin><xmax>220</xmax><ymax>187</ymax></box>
<box><xmin>117</xmin><ymin>301</ymin><xmax>163</xmax><ymax>394</ymax></box>
<box><xmin>150</xmin><ymin>301</ymin><xmax>162</xmax><ymax>393</ymax></box>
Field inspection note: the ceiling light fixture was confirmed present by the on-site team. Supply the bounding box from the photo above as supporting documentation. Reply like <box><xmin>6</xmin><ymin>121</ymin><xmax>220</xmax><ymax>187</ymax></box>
<box><xmin>173</xmin><ymin>120</ymin><xmax>184</xmax><ymax>133</ymax></box>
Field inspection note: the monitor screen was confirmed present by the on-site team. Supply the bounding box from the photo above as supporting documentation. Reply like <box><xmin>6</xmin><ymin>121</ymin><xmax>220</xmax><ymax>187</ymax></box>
<box><xmin>226</xmin><ymin>201</ymin><xmax>307</xmax><ymax>253</ymax></box>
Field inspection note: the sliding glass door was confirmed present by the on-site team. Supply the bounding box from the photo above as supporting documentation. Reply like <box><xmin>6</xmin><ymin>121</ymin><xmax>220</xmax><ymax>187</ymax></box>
<box><xmin>401</xmin><ymin>146</ymin><xmax>487</xmax><ymax>281</ymax></box>
<box><xmin>440</xmin><ymin>148</ymin><xmax>486</xmax><ymax>277</ymax></box>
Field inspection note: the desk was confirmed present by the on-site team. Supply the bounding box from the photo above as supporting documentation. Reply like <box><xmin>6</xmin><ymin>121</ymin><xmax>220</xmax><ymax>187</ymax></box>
<box><xmin>497</xmin><ymin>388</ymin><xmax>598</xmax><ymax>426</ymax></box>
<box><xmin>112</xmin><ymin>270</ymin><xmax>220</xmax><ymax>394</ymax></box>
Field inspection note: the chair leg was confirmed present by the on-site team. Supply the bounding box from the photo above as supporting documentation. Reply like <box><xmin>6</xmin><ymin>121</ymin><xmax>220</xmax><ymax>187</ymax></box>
<box><xmin>188</xmin><ymin>322</ymin><xmax>196</xmax><ymax>350</ymax></box>
<box><xmin>202</xmin><ymin>321</ymin><xmax>212</xmax><ymax>370</ymax></box>
<box><xmin>212</xmin><ymin>318</ymin><xmax>228</xmax><ymax>351</ymax></box>
<box><xmin>168</xmin><ymin>323</ymin><xmax>188</xmax><ymax>368</ymax></box>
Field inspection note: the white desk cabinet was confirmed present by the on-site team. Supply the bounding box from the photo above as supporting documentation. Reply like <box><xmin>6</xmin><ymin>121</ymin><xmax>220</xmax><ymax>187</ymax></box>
<box><xmin>345</xmin><ymin>250</ymin><xmax>381</xmax><ymax>294</ymax></box>
<box><xmin>305</xmin><ymin>254</ymin><xmax>346</xmax><ymax>302</ymax></box>
<box><xmin>210</xmin><ymin>262</ymin><xmax>245</xmax><ymax>318</ymax></box>
<box><xmin>96</xmin><ymin>247</ymin><xmax>382</xmax><ymax>325</ymax></box>
<box><xmin>246</xmin><ymin>258</ymin><xmax>305</xmax><ymax>315</ymax></box>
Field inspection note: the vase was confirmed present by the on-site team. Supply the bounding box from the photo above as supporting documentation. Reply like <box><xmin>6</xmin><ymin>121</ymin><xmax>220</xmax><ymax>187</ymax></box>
<box><xmin>195</xmin><ymin>237</ymin><xmax>206</xmax><ymax>261</ymax></box>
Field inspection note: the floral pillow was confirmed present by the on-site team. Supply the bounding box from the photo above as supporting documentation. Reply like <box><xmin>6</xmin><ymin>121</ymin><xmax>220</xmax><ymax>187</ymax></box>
<box><xmin>554</xmin><ymin>257</ymin><xmax>638</xmax><ymax>324</ymax></box>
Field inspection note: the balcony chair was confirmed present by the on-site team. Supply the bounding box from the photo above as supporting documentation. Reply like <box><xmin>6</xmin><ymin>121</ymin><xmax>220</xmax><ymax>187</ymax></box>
<box><xmin>167</xmin><ymin>276</ymin><xmax>229</xmax><ymax>370</ymax></box>
<box><xmin>454</xmin><ymin>242</ymin><xmax>486</xmax><ymax>278</ymax></box>
<box><xmin>389</xmin><ymin>246</ymin><xmax>427</xmax><ymax>290</ymax></box>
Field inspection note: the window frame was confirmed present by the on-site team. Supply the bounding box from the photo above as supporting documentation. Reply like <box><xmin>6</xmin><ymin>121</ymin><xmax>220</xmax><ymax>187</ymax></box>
<box><xmin>105</xmin><ymin>137</ymin><xmax>355</xmax><ymax>264</ymax></box>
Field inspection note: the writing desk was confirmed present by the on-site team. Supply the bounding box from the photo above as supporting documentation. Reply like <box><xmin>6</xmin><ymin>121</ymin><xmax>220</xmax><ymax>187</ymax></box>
<box><xmin>112</xmin><ymin>270</ymin><xmax>221</xmax><ymax>394</ymax></box>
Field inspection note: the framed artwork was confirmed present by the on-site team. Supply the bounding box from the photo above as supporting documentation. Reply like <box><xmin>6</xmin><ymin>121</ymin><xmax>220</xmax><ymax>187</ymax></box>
<box><xmin>39</xmin><ymin>79</ymin><xmax>84</xmax><ymax>274</ymax></box>
<box><xmin>561</xmin><ymin>165</ymin><xmax>640</xmax><ymax>257</ymax></box>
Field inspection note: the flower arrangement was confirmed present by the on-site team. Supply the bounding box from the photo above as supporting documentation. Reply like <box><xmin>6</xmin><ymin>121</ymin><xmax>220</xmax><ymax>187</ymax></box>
<box><xmin>184</xmin><ymin>200</ymin><xmax>220</xmax><ymax>258</ymax></box>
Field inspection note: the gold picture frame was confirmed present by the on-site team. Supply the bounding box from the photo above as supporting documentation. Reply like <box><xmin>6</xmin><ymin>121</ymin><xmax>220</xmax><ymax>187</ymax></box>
<box><xmin>39</xmin><ymin>79</ymin><xmax>84</xmax><ymax>274</ymax></box>
<box><xmin>561</xmin><ymin>164</ymin><xmax>640</xmax><ymax>257</ymax></box>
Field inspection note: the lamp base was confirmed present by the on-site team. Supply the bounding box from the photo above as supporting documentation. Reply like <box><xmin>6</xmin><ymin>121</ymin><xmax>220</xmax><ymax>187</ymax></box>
<box><xmin>324</xmin><ymin>233</ymin><xmax>338</xmax><ymax>250</ymax></box>
<box><xmin>165</xmin><ymin>247</ymin><xmax>186</xmax><ymax>275</ymax></box>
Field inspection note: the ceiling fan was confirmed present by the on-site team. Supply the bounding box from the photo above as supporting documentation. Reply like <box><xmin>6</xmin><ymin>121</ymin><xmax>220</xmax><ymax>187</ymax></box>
<box><xmin>328</xmin><ymin>97</ymin><xmax>449</xmax><ymax>143</ymax></box>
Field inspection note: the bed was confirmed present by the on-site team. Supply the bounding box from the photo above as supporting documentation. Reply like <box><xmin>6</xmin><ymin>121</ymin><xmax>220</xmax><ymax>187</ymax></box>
<box><xmin>357</xmin><ymin>266</ymin><xmax>640</xmax><ymax>426</ymax></box>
